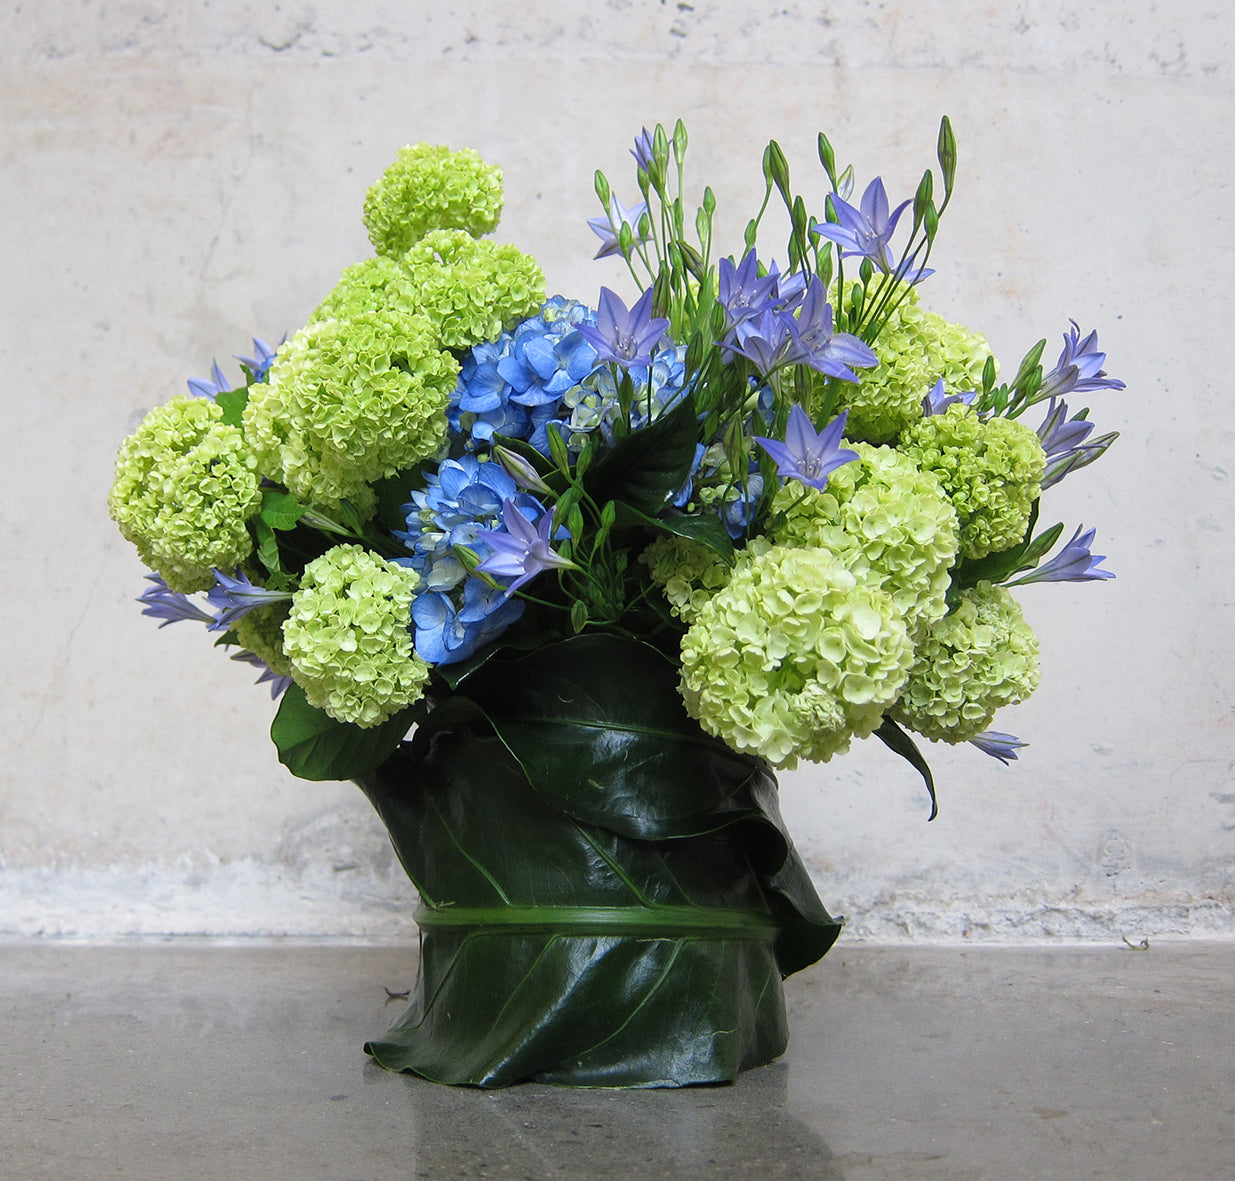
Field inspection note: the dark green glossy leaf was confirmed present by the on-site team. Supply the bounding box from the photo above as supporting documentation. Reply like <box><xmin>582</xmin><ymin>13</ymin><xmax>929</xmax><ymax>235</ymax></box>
<box><xmin>612</xmin><ymin>501</ymin><xmax>734</xmax><ymax>564</ymax></box>
<box><xmin>876</xmin><ymin>716</ymin><xmax>938</xmax><ymax>821</ymax></box>
<box><xmin>455</xmin><ymin>635</ymin><xmax>761</xmax><ymax>840</ymax></box>
<box><xmin>582</xmin><ymin>391</ymin><xmax>699</xmax><ymax>515</ymax></box>
<box><xmin>354</xmin><ymin>693</ymin><xmax>840</xmax><ymax>1087</ymax></box>
<box><xmin>271</xmin><ymin>681</ymin><xmax>423</xmax><ymax>781</ymax></box>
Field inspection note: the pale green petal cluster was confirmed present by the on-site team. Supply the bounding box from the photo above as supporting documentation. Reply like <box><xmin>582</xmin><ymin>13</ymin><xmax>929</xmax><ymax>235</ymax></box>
<box><xmin>900</xmin><ymin>404</ymin><xmax>1045</xmax><ymax>559</ymax></box>
<box><xmin>242</xmin><ymin>311</ymin><xmax>459</xmax><ymax>513</ymax></box>
<box><xmin>108</xmin><ymin>396</ymin><xmax>262</xmax><ymax>593</ymax></box>
<box><xmin>282</xmin><ymin>545</ymin><xmax>428</xmax><ymax>727</ymax></box>
<box><xmin>363</xmin><ymin>143</ymin><xmax>503</xmax><ymax>258</ymax></box>
<box><xmin>402</xmin><ymin>229</ymin><xmax>546</xmax><ymax>349</ymax></box>
<box><xmin>641</xmin><ymin>535</ymin><xmax>734</xmax><ymax>624</ymax></box>
<box><xmin>892</xmin><ymin>580</ymin><xmax>1039</xmax><ymax>742</ymax></box>
<box><xmin>233</xmin><ymin>601</ymin><xmax>294</xmax><ymax>680</ymax></box>
<box><xmin>679</xmin><ymin>545</ymin><xmax>913</xmax><ymax>768</ymax></box>
<box><xmin>308</xmin><ymin>257</ymin><xmax>420</xmax><ymax>326</ymax></box>
<box><xmin>770</xmin><ymin>442</ymin><xmax>959</xmax><ymax>639</ymax></box>
<box><xmin>838</xmin><ymin>289</ymin><xmax>991</xmax><ymax>443</ymax></box>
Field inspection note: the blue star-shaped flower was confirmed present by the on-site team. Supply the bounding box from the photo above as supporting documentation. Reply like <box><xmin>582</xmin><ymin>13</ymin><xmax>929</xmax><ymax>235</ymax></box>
<box><xmin>812</xmin><ymin>177</ymin><xmax>933</xmax><ymax>282</ymax></box>
<box><xmin>206</xmin><ymin>569</ymin><xmax>293</xmax><ymax>631</ymax></box>
<box><xmin>587</xmin><ymin>195</ymin><xmax>650</xmax><ymax>260</ymax></box>
<box><xmin>754</xmin><ymin>405</ymin><xmax>859</xmax><ymax>491</ymax></box>
<box><xmin>969</xmin><ymin>731</ymin><xmax>1028</xmax><ymax>764</ymax></box>
<box><xmin>1009</xmin><ymin>525</ymin><xmax>1114</xmax><ymax>586</ymax></box>
<box><xmin>1039</xmin><ymin>322</ymin><xmax>1125</xmax><ymax>401</ymax></box>
<box><xmin>575</xmin><ymin>287</ymin><xmax>670</xmax><ymax>369</ymax></box>
<box><xmin>476</xmin><ymin>499</ymin><xmax>576</xmax><ymax>598</ymax></box>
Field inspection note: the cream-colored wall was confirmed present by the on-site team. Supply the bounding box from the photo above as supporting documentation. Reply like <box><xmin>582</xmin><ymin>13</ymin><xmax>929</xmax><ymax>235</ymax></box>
<box><xmin>3</xmin><ymin>2</ymin><xmax>1231</xmax><ymax>940</ymax></box>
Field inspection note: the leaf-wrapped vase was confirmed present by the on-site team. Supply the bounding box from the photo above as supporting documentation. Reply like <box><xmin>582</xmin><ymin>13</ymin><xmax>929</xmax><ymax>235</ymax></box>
<box><xmin>355</xmin><ymin>634</ymin><xmax>842</xmax><ymax>1088</ymax></box>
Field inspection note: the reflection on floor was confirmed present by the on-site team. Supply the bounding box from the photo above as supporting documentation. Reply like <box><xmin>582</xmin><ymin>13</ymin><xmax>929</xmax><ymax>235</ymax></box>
<box><xmin>4</xmin><ymin>941</ymin><xmax>1232</xmax><ymax>1180</ymax></box>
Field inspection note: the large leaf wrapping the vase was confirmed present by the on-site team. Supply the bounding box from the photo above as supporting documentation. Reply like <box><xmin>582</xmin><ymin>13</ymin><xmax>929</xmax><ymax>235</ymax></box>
<box><xmin>355</xmin><ymin>636</ymin><xmax>842</xmax><ymax>1087</ymax></box>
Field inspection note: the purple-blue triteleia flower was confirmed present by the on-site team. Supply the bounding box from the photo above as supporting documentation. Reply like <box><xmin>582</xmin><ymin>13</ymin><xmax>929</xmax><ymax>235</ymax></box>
<box><xmin>206</xmin><ymin>569</ymin><xmax>293</xmax><ymax>631</ymax></box>
<box><xmin>575</xmin><ymin>287</ymin><xmax>670</xmax><ymax>368</ymax></box>
<box><xmin>587</xmin><ymin>195</ymin><xmax>650</xmax><ymax>260</ymax></box>
<box><xmin>716</xmin><ymin>250</ymin><xmax>809</xmax><ymax>337</ymax></box>
<box><xmin>1037</xmin><ymin>397</ymin><xmax>1095</xmax><ymax>456</ymax></box>
<box><xmin>1035</xmin><ymin>397</ymin><xmax>1118</xmax><ymax>490</ymax></box>
<box><xmin>969</xmin><ymin>731</ymin><xmax>1028</xmax><ymax>764</ymax></box>
<box><xmin>476</xmin><ymin>499</ymin><xmax>575</xmax><ymax>598</ymax></box>
<box><xmin>1038</xmin><ymin>321</ymin><xmax>1125</xmax><ymax>401</ymax></box>
<box><xmin>229</xmin><ymin>649</ymin><xmax>292</xmax><ymax>699</ymax></box>
<box><xmin>1009</xmin><ymin>525</ymin><xmax>1114</xmax><ymax>586</ymax></box>
<box><xmin>236</xmin><ymin>337</ymin><xmax>279</xmax><ymax>381</ymax></box>
<box><xmin>630</xmin><ymin>127</ymin><xmax>655</xmax><ymax>175</ymax></box>
<box><xmin>187</xmin><ymin>361</ymin><xmax>230</xmax><ymax>400</ymax></box>
<box><xmin>922</xmin><ymin>378</ymin><xmax>976</xmax><ymax>416</ymax></box>
<box><xmin>721</xmin><ymin>309</ymin><xmax>808</xmax><ymax>375</ymax></box>
<box><xmin>755</xmin><ymin>405</ymin><xmax>859</xmax><ymax>491</ymax></box>
<box><xmin>717</xmin><ymin>249</ymin><xmax>784</xmax><ymax>332</ymax></box>
<box><xmin>138</xmin><ymin>573</ymin><xmax>215</xmax><ymax>627</ymax></box>
<box><xmin>811</xmin><ymin>177</ymin><xmax>934</xmax><ymax>281</ymax></box>
<box><xmin>492</xmin><ymin>445</ymin><xmax>553</xmax><ymax>495</ymax></box>
<box><xmin>789</xmin><ymin>276</ymin><xmax>879</xmax><ymax>381</ymax></box>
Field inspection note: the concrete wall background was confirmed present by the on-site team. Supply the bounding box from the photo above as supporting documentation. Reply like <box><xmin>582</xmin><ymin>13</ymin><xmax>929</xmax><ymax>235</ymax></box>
<box><xmin>2</xmin><ymin>1</ymin><xmax>1232</xmax><ymax>942</ymax></box>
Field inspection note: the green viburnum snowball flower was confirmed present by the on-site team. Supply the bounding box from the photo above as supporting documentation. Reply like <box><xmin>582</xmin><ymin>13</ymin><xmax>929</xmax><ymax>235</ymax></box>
<box><xmin>900</xmin><ymin>404</ymin><xmax>1046</xmax><ymax>559</ymax></box>
<box><xmin>770</xmin><ymin>442</ymin><xmax>959</xmax><ymax>640</ymax></box>
<box><xmin>679</xmin><ymin>544</ymin><xmax>913</xmax><ymax>769</ymax></box>
<box><xmin>308</xmin><ymin>257</ymin><xmax>420</xmax><ymax>326</ymax></box>
<box><xmin>641</xmin><ymin>535</ymin><xmax>735</xmax><ymax>624</ymax></box>
<box><xmin>836</xmin><ymin>287</ymin><xmax>991</xmax><ymax>443</ymax></box>
<box><xmin>402</xmin><ymin>229</ymin><xmax>546</xmax><ymax>350</ymax></box>
<box><xmin>282</xmin><ymin>545</ymin><xmax>429</xmax><ymax>728</ymax></box>
<box><xmin>233</xmin><ymin>600</ymin><xmax>294</xmax><ymax>681</ymax></box>
<box><xmin>242</xmin><ymin>310</ymin><xmax>459</xmax><ymax>514</ymax></box>
<box><xmin>363</xmin><ymin>143</ymin><xmax>503</xmax><ymax>258</ymax></box>
<box><xmin>892</xmin><ymin>580</ymin><xmax>1039</xmax><ymax>743</ymax></box>
<box><xmin>108</xmin><ymin>396</ymin><xmax>262</xmax><ymax>593</ymax></box>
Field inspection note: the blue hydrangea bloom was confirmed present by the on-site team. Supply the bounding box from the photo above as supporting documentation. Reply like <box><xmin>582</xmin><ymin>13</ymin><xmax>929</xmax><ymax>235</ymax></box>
<box><xmin>537</xmin><ymin>343</ymin><xmax>689</xmax><ymax>457</ymax></box>
<box><xmin>450</xmin><ymin>297</ymin><xmax>689</xmax><ymax>461</ymax></box>
<box><xmin>449</xmin><ymin>297</ymin><xmax>600</xmax><ymax>450</ymax></box>
<box><xmin>396</xmin><ymin>455</ymin><xmax>547</xmax><ymax>664</ymax></box>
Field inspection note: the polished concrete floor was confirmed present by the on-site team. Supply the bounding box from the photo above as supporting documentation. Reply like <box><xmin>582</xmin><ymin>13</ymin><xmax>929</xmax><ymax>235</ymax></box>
<box><xmin>3</xmin><ymin>941</ymin><xmax>1232</xmax><ymax>1180</ymax></box>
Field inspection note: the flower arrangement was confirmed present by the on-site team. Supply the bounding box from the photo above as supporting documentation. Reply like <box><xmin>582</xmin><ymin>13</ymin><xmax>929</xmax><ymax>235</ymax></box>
<box><xmin>109</xmin><ymin>120</ymin><xmax>1122</xmax><ymax>1086</ymax></box>
<box><xmin>112</xmin><ymin>117</ymin><xmax>1119</xmax><ymax>801</ymax></box>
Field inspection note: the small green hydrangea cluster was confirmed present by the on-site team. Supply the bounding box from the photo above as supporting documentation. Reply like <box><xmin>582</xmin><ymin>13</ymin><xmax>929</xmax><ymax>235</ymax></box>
<box><xmin>900</xmin><ymin>404</ymin><xmax>1045</xmax><ymax>559</ymax></box>
<box><xmin>249</xmin><ymin>145</ymin><xmax>543</xmax><ymax>516</ymax></box>
<box><xmin>309</xmin><ymin>234</ymin><xmax>545</xmax><ymax>354</ymax></box>
<box><xmin>403</xmin><ymin>229</ymin><xmax>546</xmax><ymax>350</ymax></box>
<box><xmin>838</xmin><ymin>290</ymin><xmax>990</xmax><ymax>443</ymax></box>
<box><xmin>652</xmin><ymin>436</ymin><xmax>1043</xmax><ymax>766</ymax></box>
<box><xmin>108</xmin><ymin>396</ymin><xmax>262</xmax><ymax>593</ymax></box>
<box><xmin>242</xmin><ymin>311</ymin><xmax>459</xmax><ymax>514</ymax></box>
<box><xmin>282</xmin><ymin>545</ymin><xmax>429</xmax><ymax>727</ymax></box>
<box><xmin>233</xmin><ymin>602</ymin><xmax>294</xmax><ymax>682</ymax></box>
<box><xmin>309</xmin><ymin>257</ymin><xmax>421</xmax><ymax>326</ymax></box>
<box><xmin>641</xmin><ymin>535</ymin><xmax>733</xmax><ymax>624</ymax></box>
<box><xmin>892</xmin><ymin>581</ymin><xmax>1040</xmax><ymax>742</ymax></box>
<box><xmin>770</xmin><ymin>443</ymin><xmax>959</xmax><ymax>639</ymax></box>
<box><xmin>363</xmin><ymin>143</ymin><xmax>503</xmax><ymax>258</ymax></box>
<box><xmin>679</xmin><ymin>545</ymin><xmax>913</xmax><ymax>768</ymax></box>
